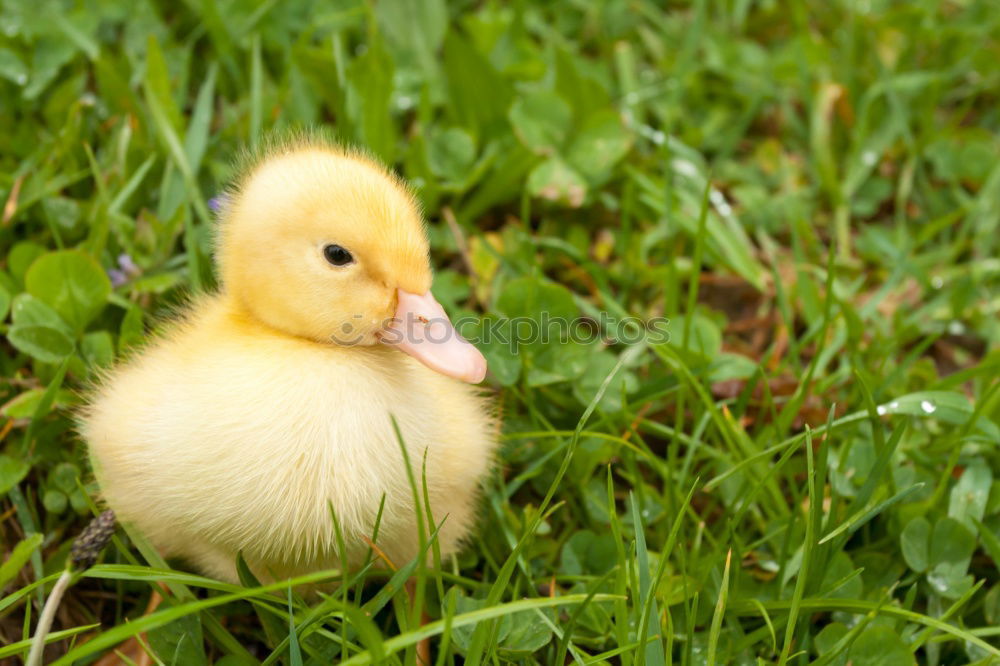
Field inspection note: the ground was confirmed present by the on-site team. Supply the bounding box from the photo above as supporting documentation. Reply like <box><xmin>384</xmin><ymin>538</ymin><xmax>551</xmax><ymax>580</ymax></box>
<box><xmin>1</xmin><ymin>0</ymin><xmax>999</xmax><ymax>664</ymax></box>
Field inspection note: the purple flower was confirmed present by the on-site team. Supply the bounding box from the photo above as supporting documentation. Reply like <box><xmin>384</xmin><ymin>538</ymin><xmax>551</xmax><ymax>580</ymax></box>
<box><xmin>117</xmin><ymin>253</ymin><xmax>139</xmax><ymax>276</ymax></box>
<box><xmin>108</xmin><ymin>254</ymin><xmax>141</xmax><ymax>288</ymax></box>
<box><xmin>108</xmin><ymin>269</ymin><xmax>128</xmax><ymax>287</ymax></box>
<box><xmin>208</xmin><ymin>194</ymin><xmax>228</xmax><ymax>213</ymax></box>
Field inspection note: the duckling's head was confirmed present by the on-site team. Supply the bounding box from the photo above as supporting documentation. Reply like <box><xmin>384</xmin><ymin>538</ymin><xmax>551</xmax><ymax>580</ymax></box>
<box><xmin>217</xmin><ymin>143</ymin><xmax>486</xmax><ymax>383</ymax></box>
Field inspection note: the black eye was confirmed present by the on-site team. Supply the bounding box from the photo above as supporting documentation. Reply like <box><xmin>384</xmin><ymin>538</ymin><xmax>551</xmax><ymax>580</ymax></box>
<box><xmin>323</xmin><ymin>244</ymin><xmax>354</xmax><ymax>266</ymax></box>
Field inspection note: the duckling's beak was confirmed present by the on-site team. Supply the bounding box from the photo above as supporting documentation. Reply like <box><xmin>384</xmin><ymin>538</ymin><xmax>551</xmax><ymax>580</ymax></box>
<box><xmin>381</xmin><ymin>289</ymin><xmax>488</xmax><ymax>384</ymax></box>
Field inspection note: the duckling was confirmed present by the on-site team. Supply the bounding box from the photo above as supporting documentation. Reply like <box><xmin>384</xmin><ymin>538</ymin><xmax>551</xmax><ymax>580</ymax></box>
<box><xmin>81</xmin><ymin>139</ymin><xmax>497</xmax><ymax>583</ymax></box>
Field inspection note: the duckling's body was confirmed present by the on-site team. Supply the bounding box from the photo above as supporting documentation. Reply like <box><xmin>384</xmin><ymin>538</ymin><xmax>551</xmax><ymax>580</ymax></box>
<box><xmin>83</xmin><ymin>140</ymin><xmax>497</xmax><ymax>583</ymax></box>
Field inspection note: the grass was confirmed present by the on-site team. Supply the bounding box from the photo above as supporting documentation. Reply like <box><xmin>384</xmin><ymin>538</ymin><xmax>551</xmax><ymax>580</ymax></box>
<box><xmin>1</xmin><ymin>0</ymin><xmax>999</xmax><ymax>663</ymax></box>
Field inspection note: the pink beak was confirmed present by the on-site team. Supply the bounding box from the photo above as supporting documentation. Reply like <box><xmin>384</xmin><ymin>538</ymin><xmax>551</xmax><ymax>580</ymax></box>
<box><xmin>380</xmin><ymin>289</ymin><xmax>488</xmax><ymax>384</ymax></box>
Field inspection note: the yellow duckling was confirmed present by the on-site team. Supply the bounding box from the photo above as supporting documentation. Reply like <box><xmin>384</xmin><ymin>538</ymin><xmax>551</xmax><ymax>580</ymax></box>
<box><xmin>82</xmin><ymin>139</ymin><xmax>497</xmax><ymax>583</ymax></box>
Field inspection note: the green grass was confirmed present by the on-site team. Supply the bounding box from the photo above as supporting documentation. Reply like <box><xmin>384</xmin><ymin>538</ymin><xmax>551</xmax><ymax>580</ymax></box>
<box><xmin>2</xmin><ymin>0</ymin><xmax>1000</xmax><ymax>663</ymax></box>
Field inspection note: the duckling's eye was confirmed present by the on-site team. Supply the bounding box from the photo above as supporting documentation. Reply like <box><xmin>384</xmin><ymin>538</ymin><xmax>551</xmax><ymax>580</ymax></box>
<box><xmin>323</xmin><ymin>244</ymin><xmax>354</xmax><ymax>267</ymax></box>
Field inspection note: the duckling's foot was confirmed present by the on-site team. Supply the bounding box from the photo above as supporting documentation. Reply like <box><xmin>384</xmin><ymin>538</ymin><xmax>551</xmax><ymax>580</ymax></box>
<box><xmin>404</xmin><ymin>578</ymin><xmax>432</xmax><ymax>666</ymax></box>
<box><xmin>93</xmin><ymin>586</ymin><xmax>164</xmax><ymax>666</ymax></box>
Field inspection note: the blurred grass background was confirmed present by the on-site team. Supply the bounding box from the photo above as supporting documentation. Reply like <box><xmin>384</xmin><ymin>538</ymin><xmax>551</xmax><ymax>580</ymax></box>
<box><xmin>1</xmin><ymin>0</ymin><xmax>1000</xmax><ymax>663</ymax></box>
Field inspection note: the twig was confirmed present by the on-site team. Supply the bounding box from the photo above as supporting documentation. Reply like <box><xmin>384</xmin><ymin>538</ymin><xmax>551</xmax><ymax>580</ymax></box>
<box><xmin>441</xmin><ymin>207</ymin><xmax>474</xmax><ymax>278</ymax></box>
<box><xmin>2</xmin><ymin>174</ymin><xmax>24</xmax><ymax>226</ymax></box>
<box><xmin>27</xmin><ymin>510</ymin><xmax>116</xmax><ymax>666</ymax></box>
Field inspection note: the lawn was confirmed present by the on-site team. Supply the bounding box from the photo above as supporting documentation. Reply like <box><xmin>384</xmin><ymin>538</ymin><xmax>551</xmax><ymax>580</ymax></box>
<box><xmin>1</xmin><ymin>0</ymin><xmax>1000</xmax><ymax>664</ymax></box>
